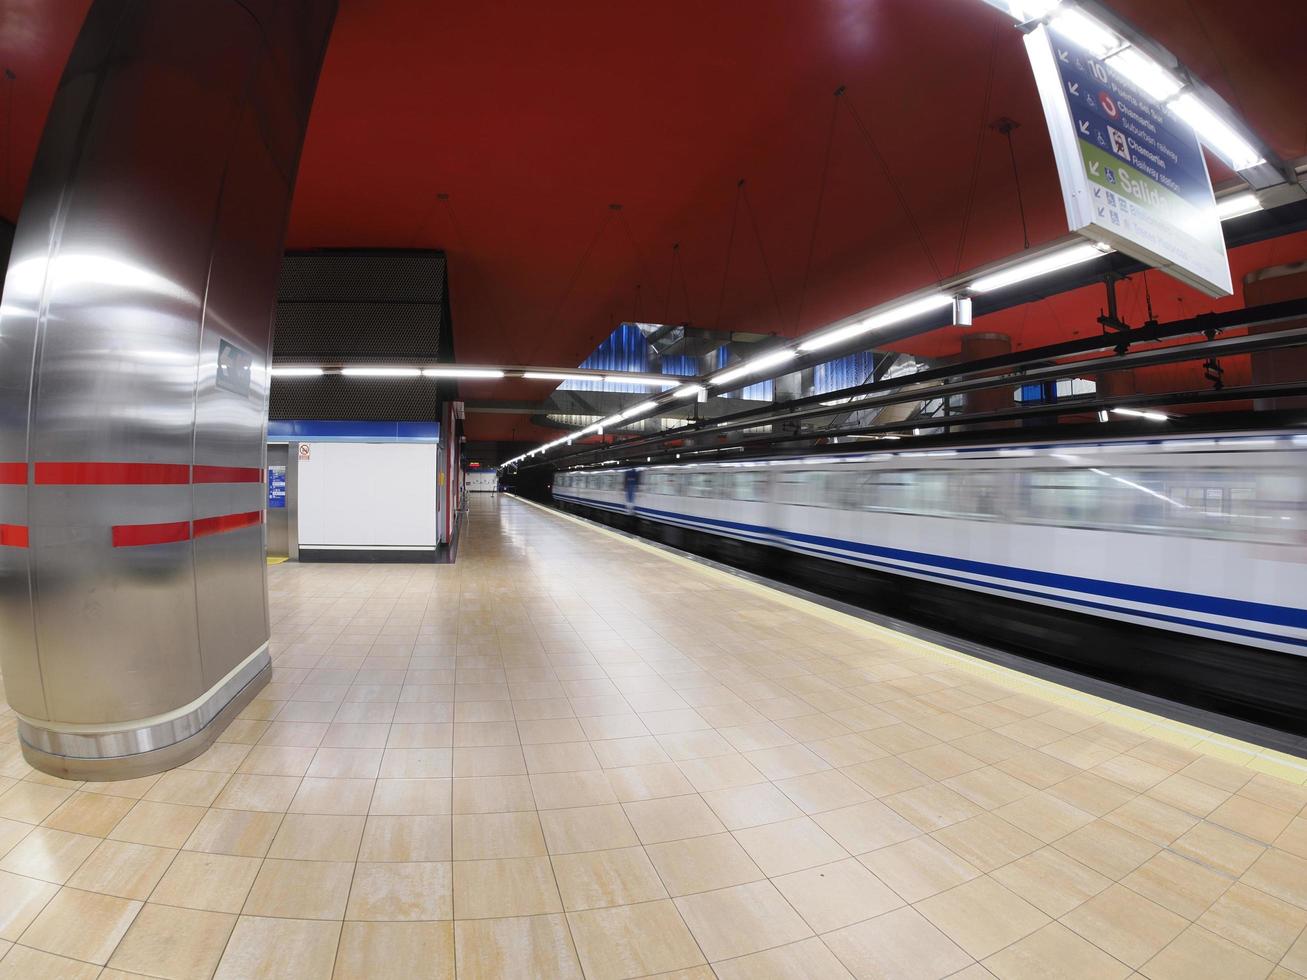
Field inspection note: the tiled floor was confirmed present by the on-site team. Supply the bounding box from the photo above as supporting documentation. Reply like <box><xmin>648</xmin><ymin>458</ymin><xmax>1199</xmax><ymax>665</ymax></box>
<box><xmin>1</xmin><ymin>493</ymin><xmax>1307</xmax><ymax>978</ymax></box>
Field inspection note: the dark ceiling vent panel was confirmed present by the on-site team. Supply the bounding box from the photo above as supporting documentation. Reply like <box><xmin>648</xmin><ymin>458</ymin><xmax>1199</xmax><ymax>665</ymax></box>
<box><xmin>270</xmin><ymin>249</ymin><xmax>447</xmax><ymax>420</ymax></box>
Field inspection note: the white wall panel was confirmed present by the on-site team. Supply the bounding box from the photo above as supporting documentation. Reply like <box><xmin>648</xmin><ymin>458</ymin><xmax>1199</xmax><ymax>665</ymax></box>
<box><xmin>297</xmin><ymin>442</ymin><xmax>438</xmax><ymax>547</ymax></box>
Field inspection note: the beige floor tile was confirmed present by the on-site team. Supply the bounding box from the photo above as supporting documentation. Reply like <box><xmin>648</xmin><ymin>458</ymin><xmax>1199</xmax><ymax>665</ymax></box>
<box><xmin>527</xmin><ymin>771</ymin><xmax>615</xmax><ymax>810</ymax></box>
<box><xmin>1146</xmin><ymin>773</ymin><xmax>1232</xmax><ymax>817</ymax></box>
<box><xmin>453</xmin><ymin>745</ymin><xmax>528</xmax><ymax>777</ymax></box>
<box><xmin>813</xmin><ymin>800</ymin><xmax>919</xmax><ymax>855</ymax></box>
<box><xmin>0</xmin><ymin>945</ymin><xmax>101</xmax><ymax>980</ymax></box>
<box><xmin>1242</xmin><ymin>848</ymin><xmax>1307</xmax><ymax>910</ymax></box>
<box><xmin>20</xmin><ymin>886</ymin><xmax>142</xmax><ymax>964</ymax></box>
<box><xmin>359</xmin><ymin>814</ymin><xmax>451</xmax><ymax>862</ymax></box>
<box><xmin>107</xmin><ymin>903</ymin><xmax>235</xmax><ymax>979</ymax></box>
<box><xmin>1284</xmin><ymin>927</ymin><xmax>1307</xmax><ymax>976</ymax></box>
<box><xmin>916</xmin><ymin>875</ymin><xmax>1049</xmax><ymax>959</ymax></box>
<box><xmin>289</xmin><ymin>777</ymin><xmax>375</xmax><ymax>815</ymax></box>
<box><xmin>994</xmin><ymin>791</ymin><xmax>1094</xmax><ymax>843</ymax></box>
<box><xmin>452</xmin><ymin>856</ymin><xmax>562</xmax><ymax>918</ymax></box>
<box><xmin>883</xmin><ymin>783</ymin><xmax>984</xmax><ymax>832</ymax></box>
<box><xmin>1104</xmin><ymin>796</ymin><xmax>1197</xmax><ymax>846</ymax></box>
<box><xmin>213</xmin><ymin>916</ymin><xmax>341</xmax><ymax>980</ymax></box>
<box><xmin>551</xmin><ymin>845</ymin><xmax>667</xmax><ymax>911</ymax></box>
<box><xmin>982</xmin><ymin>921</ymin><xmax>1130</xmax><ymax>980</ymax></box>
<box><xmin>1276</xmin><ymin>817</ymin><xmax>1307</xmax><ymax>860</ymax></box>
<box><xmin>773</xmin><ymin>857</ymin><xmax>903</xmax><ymax>932</ymax></box>
<box><xmin>454</xmin><ymin>914</ymin><xmax>582</xmax><ymax>979</ymax></box>
<box><xmin>1045</xmin><ymin>770</ymin><xmax>1137</xmax><ymax>817</ymax></box>
<box><xmin>0</xmin><ymin>869</ymin><xmax>58</xmax><ymax>941</ymax></box>
<box><xmin>379</xmin><ymin>747</ymin><xmax>453</xmax><ymax>779</ymax></box>
<box><xmin>238</xmin><ymin>745</ymin><xmax>317</xmax><ymax>777</ymax></box>
<box><xmin>943</xmin><ymin>767</ymin><xmax>1035</xmax><ymax>810</ymax></box>
<box><xmin>1208</xmin><ymin>795</ymin><xmax>1295</xmax><ymax>844</ymax></box>
<box><xmin>676</xmin><ymin>754</ymin><xmax>766</xmax><ymax>793</ymax></box>
<box><xmin>1061</xmin><ymin>883</ymin><xmax>1188</xmax><ymax>968</ymax></box>
<box><xmin>0</xmin><ymin>781</ymin><xmax>73</xmax><ymax>824</ymax></box>
<box><xmin>540</xmin><ymin>804</ymin><xmax>638</xmax><ymax>854</ymax></box>
<box><xmin>622</xmin><ymin>794</ymin><xmax>725</xmax><ymax>844</ymax></box>
<box><xmin>183</xmin><ymin>808</ymin><xmax>282</xmax><ymax>857</ymax></box>
<box><xmin>774</xmin><ymin>770</ymin><xmax>873</xmax><ymax>814</ymax></box>
<box><xmin>1142</xmin><ymin>924</ymin><xmax>1276</xmax><ymax>980</ymax></box>
<box><xmin>336</xmin><ymin>920</ymin><xmax>454</xmax><ymax>979</ymax></box>
<box><xmin>567</xmin><ymin>899</ymin><xmax>706</xmax><ymax>979</ymax></box>
<box><xmin>67</xmin><ymin>838</ymin><xmax>175</xmax><ymax>900</ymax></box>
<box><xmin>452</xmin><ymin>810</ymin><xmax>545</xmax><ymax>859</ymax></box>
<box><xmin>734</xmin><ymin>815</ymin><xmax>849</xmax><ymax>875</ymax></box>
<box><xmin>347</xmin><ymin>861</ymin><xmax>452</xmax><ymax>920</ymax></box>
<box><xmin>41</xmin><ymin>791</ymin><xmax>135</xmax><ymax>838</ymax></box>
<box><xmin>1051</xmin><ymin>819</ymin><xmax>1159</xmax><ymax>880</ymax></box>
<box><xmin>213</xmin><ymin>773</ymin><xmax>301</xmax><ymax>812</ymax></box>
<box><xmin>824</xmin><ymin>906</ymin><xmax>972</xmax><ymax>980</ymax></box>
<box><xmin>149</xmin><ymin>850</ymin><xmax>261</xmax><ymax>912</ymax></box>
<box><xmin>306</xmin><ymin>747</ymin><xmax>382</xmax><ymax>779</ymax></box>
<box><xmin>990</xmin><ymin>845</ymin><xmax>1111</xmax><ymax>917</ymax></box>
<box><xmin>370</xmin><ymin>778</ymin><xmax>452</xmax><ymax>816</ymax></box>
<box><xmin>144</xmin><ymin>769</ymin><xmax>231</xmax><ymax>807</ymax></box>
<box><xmin>711</xmin><ymin>936</ymin><xmax>854</xmax><ymax>979</ymax></box>
<box><xmin>607</xmin><ymin>763</ymin><xmax>697</xmax><ymax>801</ymax></box>
<box><xmin>859</xmin><ymin>835</ymin><xmax>983</xmax><ymax>903</ymax></box>
<box><xmin>701</xmin><ymin>782</ymin><xmax>803</xmax><ymax>830</ymax></box>
<box><xmin>1120</xmin><ymin>850</ymin><xmax>1232</xmax><ymax>920</ymax></box>
<box><xmin>242</xmin><ymin>858</ymin><xmax>354</xmax><ymax>919</ymax></box>
<box><xmin>1171</xmin><ymin>820</ymin><xmax>1266</xmax><ymax>877</ymax></box>
<box><xmin>110</xmin><ymin>800</ymin><xmax>206</xmax><ymax>848</ymax></box>
<box><xmin>266</xmin><ymin>812</ymin><xmax>365</xmax><ymax>861</ymax></box>
<box><xmin>1197</xmin><ymin>881</ymin><xmax>1307</xmax><ymax>962</ymax></box>
<box><xmin>645</xmin><ymin>832</ymin><xmax>765</xmax><ymax>896</ymax></box>
<box><xmin>0</xmin><ymin>827</ymin><xmax>98</xmax><ymax>883</ymax></box>
<box><xmin>675</xmin><ymin>879</ymin><xmax>812</xmax><ymax>961</ymax></box>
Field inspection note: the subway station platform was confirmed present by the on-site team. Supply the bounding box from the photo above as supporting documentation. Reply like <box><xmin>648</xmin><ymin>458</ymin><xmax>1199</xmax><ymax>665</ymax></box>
<box><xmin>1</xmin><ymin>493</ymin><xmax>1306</xmax><ymax>979</ymax></box>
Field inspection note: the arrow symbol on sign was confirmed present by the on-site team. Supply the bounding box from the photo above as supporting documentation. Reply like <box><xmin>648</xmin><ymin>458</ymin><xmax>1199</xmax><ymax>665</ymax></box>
<box><xmin>1079</xmin><ymin>120</ymin><xmax>1090</xmax><ymax>135</ymax></box>
<box><xmin>1068</xmin><ymin>82</ymin><xmax>1080</xmax><ymax>96</ymax></box>
<box><xmin>1089</xmin><ymin>160</ymin><xmax>1100</xmax><ymax>175</ymax></box>
<box><xmin>1093</xmin><ymin>187</ymin><xmax>1102</xmax><ymax>198</ymax></box>
<box><xmin>1097</xmin><ymin>206</ymin><xmax>1106</xmax><ymax>217</ymax></box>
<box><xmin>1058</xmin><ymin>49</ymin><xmax>1069</xmax><ymax>62</ymax></box>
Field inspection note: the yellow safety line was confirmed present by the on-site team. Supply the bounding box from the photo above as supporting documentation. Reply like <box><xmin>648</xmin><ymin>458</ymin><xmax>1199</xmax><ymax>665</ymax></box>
<box><xmin>266</xmin><ymin>556</ymin><xmax>288</xmax><ymax>565</ymax></box>
<box><xmin>513</xmin><ymin>495</ymin><xmax>1307</xmax><ymax>784</ymax></box>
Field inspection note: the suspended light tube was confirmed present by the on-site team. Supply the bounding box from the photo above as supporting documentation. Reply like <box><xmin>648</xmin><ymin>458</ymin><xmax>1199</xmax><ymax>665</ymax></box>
<box><xmin>797</xmin><ymin>293</ymin><xmax>954</xmax><ymax>353</ymax></box>
<box><xmin>672</xmin><ymin>384</ymin><xmax>704</xmax><ymax>398</ymax></box>
<box><xmin>270</xmin><ymin>367</ymin><xmax>324</xmax><ymax>377</ymax></box>
<box><xmin>422</xmin><ymin>367</ymin><xmax>505</xmax><ymax>378</ymax></box>
<box><xmin>712</xmin><ymin>348</ymin><xmax>796</xmax><ymax>386</ymax></box>
<box><xmin>1214</xmin><ymin>193</ymin><xmax>1262</xmax><ymax>220</ymax></box>
<box><xmin>523</xmin><ymin>371</ymin><xmax>595</xmax><ymax>381</ymax></box>
<box><xmin>340</xmin><ymin>367</ymin><xmax>422</xmax><ymax>377</ymax></box>
<box><xmin>619</xmin><ymin>400</ymin><xmax>657</xmax><ymax>420</ymax></box>
<box><xmin>1112</xmin><ymin>407</ymin><xmax>1169</xmax><ymax>421</ymax></box>
<box><xmin>969</xmin><ymin>243</ymin><xmax>1108</xmax><ymax>293</ymax></box>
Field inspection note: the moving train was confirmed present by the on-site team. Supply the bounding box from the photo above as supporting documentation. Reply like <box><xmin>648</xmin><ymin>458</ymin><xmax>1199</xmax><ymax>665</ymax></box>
<box><xmin>552</xmin><ymin>430</ymin><xmax>1307</xmax><ymax>735</ymax></box>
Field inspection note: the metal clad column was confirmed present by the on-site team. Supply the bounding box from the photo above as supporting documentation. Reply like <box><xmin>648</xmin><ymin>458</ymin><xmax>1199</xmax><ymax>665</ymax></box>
<box><xmin>0</xmin><ymin>0</ymin><xmax>336</xmax><ymax>778</ymax></box>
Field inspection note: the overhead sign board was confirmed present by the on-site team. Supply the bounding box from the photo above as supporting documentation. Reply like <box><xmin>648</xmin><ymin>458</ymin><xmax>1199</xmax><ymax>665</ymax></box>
<box><xmin>1024</xmin><ymin>23</ymin><xmax>1232</xmax><ymax>297</ymax></box>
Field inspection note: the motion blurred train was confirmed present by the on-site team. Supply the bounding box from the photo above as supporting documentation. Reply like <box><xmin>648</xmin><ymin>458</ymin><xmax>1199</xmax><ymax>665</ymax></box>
<box><xmin>552</xmin><ymin>430</ymin><xmax>1307</xmax><ymax>735</ymax></box>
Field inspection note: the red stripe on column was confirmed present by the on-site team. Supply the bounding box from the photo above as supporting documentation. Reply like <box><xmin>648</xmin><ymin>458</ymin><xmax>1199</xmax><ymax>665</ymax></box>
<box><xmin>37</xmin><ymin>462</ymin><xmax>191</xmax><ymax>485</ymax></box>
<box><xmin>0</xmin><ymin>524</ymin><xmax>28</xmax><ymax>547</ymax></box>
<box><xmin>0</xmin><ymin>463</ymin><xmax>27</xmax><ymax>485</ymax></box>
<box><xmin>193</xmin><ymin>510</ymin><xmax>262</xmax><ymax>538</ymax></box>
<box><xmin>193</xmin><ymin>465</ymin><xmax>262</xmax><ymax>483</ymax></box>
<box><xmin>111</xmin><ymin>520</ymin><xmax>192</xmax><ymax>547</ymax></box>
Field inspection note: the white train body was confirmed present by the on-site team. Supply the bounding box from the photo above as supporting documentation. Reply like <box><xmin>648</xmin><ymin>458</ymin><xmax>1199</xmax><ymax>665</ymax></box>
<box><xmin>554</xmin><ymin>432</ymin><xmax>1307</xmax><ymax>656</ymax></box>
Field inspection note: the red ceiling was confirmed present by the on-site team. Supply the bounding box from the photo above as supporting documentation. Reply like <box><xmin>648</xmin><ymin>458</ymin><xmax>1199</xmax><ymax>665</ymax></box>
<box><xmin>3</xmin><ymin>0</ymin><xmax>1306</xmax><ymax>442</ymax></box>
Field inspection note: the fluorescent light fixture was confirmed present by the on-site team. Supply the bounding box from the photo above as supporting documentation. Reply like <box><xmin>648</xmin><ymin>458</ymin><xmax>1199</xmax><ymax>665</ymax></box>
<box><xmin>603</xmin><ymin>374</ymin><xmax>677</xmax><ymax>386</ymax></box>
<box><xmin>422</xmin><ymin>367</ymin><xmax>505</xmax><ymax>378</ymax></box>
<box><xmin>270</xmin><ymin>366</ymin><xmax>324</xmax><ymax>377</ymax></box>
<box><xmin>1214</xmin><ymin>192</ymin><xmax>1261</xmax><ymax>220</ymax></box>
<box><xmin>1050</xmin><ymin>8</ymin><xmax>1118</xmax><ymax>58</ymax></box>
<box><xmin>340</xmin><ymin>367</ymin><xmax>422</xmax><ymax>377</ymax></box>
<box><xmin>1104</xmin><ymin>48</ymin><xmax>1181</xmax><ymax>100</ymax></box>
<box><xmin>1169</xmin><ymin>93</ymin><xmax>1264</xmax><ymax>171</ymax></box>
<box><xmin>619</xmin><ymin>400</ymin><xmax>657</xmax><ymax>420</ymax></box>
<box><xmin>523</xmin><ymin>371</ymin><xmax>594</xmax><ymax>381</ymax></box>
<box><xmin>672</xmin><ymin>384</ymin><xmax>704</xmax><ymax>398</ymax></box>
<box><xmin>970</xmin><ymin>243</ymin><xmax>1106</xmax><ymax>292</ymax></box>
<box><xmin>713</xmin><ymin>348</ymin><xmax>796</xmax><ymax>386</ymax></box>
<box><xmin>1112</xmin><ymin>407</ymin><xmax>1169</xmax><ymax>421</ymax></box>
<box><xmin>798</xmin><ymin>293</ymin><xmax>953</xmax><ymax>353</ymax></box>
<box><xmin>599</xmin><ymin>415</ymin><xmax>623</xmax><ymax>427</ymax></box>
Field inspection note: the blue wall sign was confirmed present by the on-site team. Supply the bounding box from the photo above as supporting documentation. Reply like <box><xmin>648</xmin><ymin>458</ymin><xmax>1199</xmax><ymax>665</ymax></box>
<box><xmin>1024</xmin><ymin>23</ymin><xmax>1231</xmax><ymax>297</ymax></box>
<box><xmin>268</xmin><ymin>465</ymin><xmax>287</xmax><ymax>509</ymax></box>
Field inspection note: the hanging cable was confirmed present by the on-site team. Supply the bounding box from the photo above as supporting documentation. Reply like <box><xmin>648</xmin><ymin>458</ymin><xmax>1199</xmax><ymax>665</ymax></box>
<box><xmin>739</xmin><ymin>180</ymin><xmax>785</xmax><ymax>336</ymax></box>
<box><xmin>793</xmin><ymin>87</ymin><xmax>844</xmax><ymax>336</ymax></box>
<box><xmin>841</xmin><ymin>91</ymin><xmax>945</xmax><ymax>283</ymax></box>
<box><xmin>993</xmin><ymin>118</ymin><xmax>1031</xmax><ymax>250</ymax></box>
<box><xmin>953</xmin><ymin>26</ymin><xmax>1000</xmax><ymax>275</ymax></box>
<box><xmin>713</xmin><ymin>179</ymin><xmax>745</xmax><ymax>330</ymax></box>
<box><xmin>546</xmin><ymin>204</ymin><xmax>618</xmax><ymax>342</ymax></box>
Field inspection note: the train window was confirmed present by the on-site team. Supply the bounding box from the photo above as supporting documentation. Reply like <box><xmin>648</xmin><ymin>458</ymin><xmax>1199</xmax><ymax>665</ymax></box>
<box><xmin>727</xmin><ymin>472</ymin><xmax>767</xmax><ymax>501</ymax></box>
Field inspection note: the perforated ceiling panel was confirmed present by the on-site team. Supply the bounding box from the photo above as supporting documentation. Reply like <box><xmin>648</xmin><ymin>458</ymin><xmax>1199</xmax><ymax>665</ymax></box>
<box><xmin>270</xmin><ymin>250</ymin><xmax>447</xmax><ymax>420</ymax></box>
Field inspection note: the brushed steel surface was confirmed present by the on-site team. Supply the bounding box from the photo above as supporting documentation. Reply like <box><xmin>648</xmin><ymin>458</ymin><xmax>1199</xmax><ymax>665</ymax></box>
<box><xmin>0</xmin><ymin>0</ymin><xmax>335</xmax><ymax>772</ymax></box>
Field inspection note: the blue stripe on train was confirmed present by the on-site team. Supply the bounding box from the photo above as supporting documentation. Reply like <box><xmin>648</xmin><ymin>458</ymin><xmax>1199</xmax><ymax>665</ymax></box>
<box><xmin>552</xmin><ymin>491</ymin><xmax>1307</xmax><ymax>647</ymax></box>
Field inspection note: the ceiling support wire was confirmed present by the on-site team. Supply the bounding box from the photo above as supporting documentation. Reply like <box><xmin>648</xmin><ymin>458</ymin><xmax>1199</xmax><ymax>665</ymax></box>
<box><xmin>792</xmin><ymin>87</ymin><xmax>843</xmax><ymax>336</ymax></box>
<box><xmin>541</xmin><ymin>204</ymin><xmax>618</xmax><ymax>359</ymax></box>
<box><xmin>739</xmin><ymin>179</ymin><xmax>786</xmax><ymax>336</ymax></box>
<box><xmin>840</xmin><ymin>90</ymin><xmax>945</xmax><ymax>282</ymax></box>
<box><xmin>713</xmin><ymin>179</ymin><xmax>745</xmax><ymax>330</ymax></box>
<box><xmin>952</xmin><ymin>25</ymin><xmax>1001</xmax><ymax>275</ymax></box>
